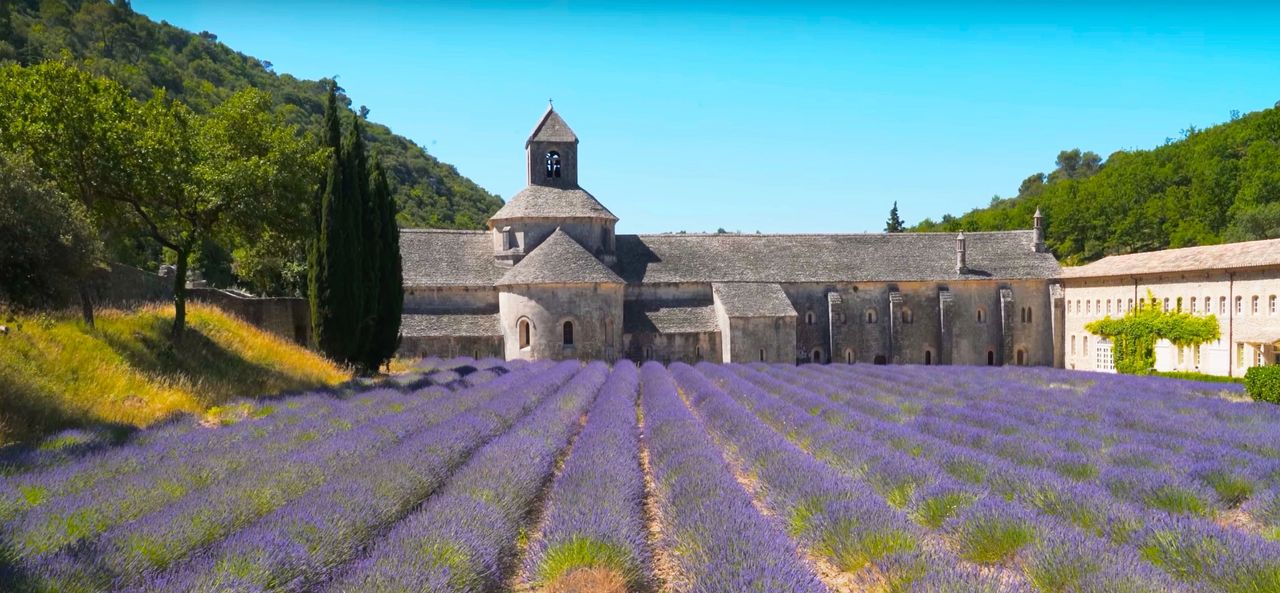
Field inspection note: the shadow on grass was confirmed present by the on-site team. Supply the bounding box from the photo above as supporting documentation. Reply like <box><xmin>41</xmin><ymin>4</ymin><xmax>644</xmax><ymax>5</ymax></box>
<box><xmin>95</xmin><ymin>315</ymin><xmax>322</xmax><ymax>409</ymax></box>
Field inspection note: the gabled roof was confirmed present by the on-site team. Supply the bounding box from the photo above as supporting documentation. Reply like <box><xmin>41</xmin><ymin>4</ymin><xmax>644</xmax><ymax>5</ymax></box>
<box><xmin>526</xmin><ymin>106</ymin><xmax>578</xmax><ymax>146</ymax></box>
<box><xmin>489</xmin><ymin>185</ymin><xmax>617</xmax><ymax>222</ymax></box>
<box><xmin>616</xmin><ymin>231</ymin><xmax>1060</xmax><ymax>283</ymax></box>
<box><xmin>399</xmin><ymin>229</ymin><xmax>1061</xmax><ymax>288</ymax></box>
<box><xmin>1059</xmin><ymin>238</ymin><xmax>1280</xmax><ymax>279</ymax></box>
<box><xmin>496</xmin><ymin>228</ymin><xmax>624</xmax><ymax>286</ymax></box>
<box><xmin>713</xmin><ymin>283</ymin><xmax>797</xmax><ymax>317</ymax></box>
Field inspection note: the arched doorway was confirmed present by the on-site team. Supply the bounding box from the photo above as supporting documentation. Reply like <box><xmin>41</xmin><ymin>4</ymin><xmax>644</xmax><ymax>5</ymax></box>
<box><xmin>873</xmin><ymin>354</ymin><xmax>887</xmax><ymax>365</ymax></box>
<box><xmin>987</xmin><ymin>350</ymin><xmax>995</xmax><ymax>366</ymax></box>
<box><xmin>924</xmin><ymin>350</ymin><xmax>932</xmax><ymax>365</ymax></box>
<box><xmin>1016</xmin><ymin>349</ymin><xmax>1026</xmax><ymax>366</ymax></box>
<box><xmin>811</xmin><ymin>348</ymin><xmax>823</xmax><ymax>363</ymax></box>
<box><xmin>845</xmin><ymin>349</ymin><xmax>854</xmax><ymax>364</ymax></box>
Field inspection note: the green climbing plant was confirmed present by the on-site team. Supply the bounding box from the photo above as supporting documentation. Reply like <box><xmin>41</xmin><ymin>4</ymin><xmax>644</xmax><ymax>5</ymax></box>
<box><xmin>1085</xmin><ymin>291</ymin><xmax>1220</xmax><ymax>375</ymax></box>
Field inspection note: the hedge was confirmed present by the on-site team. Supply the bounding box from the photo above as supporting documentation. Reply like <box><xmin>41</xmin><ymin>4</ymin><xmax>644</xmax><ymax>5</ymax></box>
<box><xmin>1244</xmin><ymin>366</ymin><xmax>1280</xmax><ymax>404</ymax></box>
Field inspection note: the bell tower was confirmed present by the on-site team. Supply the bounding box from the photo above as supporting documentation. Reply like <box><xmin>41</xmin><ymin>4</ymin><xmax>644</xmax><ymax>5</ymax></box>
<box><xmin>526</xmin><ymin>102</ymin><xmax>578</xmax><ymax>189</ymax></box>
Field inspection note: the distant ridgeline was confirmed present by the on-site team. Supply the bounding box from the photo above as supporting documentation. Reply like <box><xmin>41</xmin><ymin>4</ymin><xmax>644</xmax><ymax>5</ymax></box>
<box><xmin>0</xmin><ymin>0</ymin><xmax>502</xmax><ymax>230</ymax></box>
<box><xmin>911</xmin><ymin>106</ymin><xmax>1280</xmax><ymax>265</ymax></box>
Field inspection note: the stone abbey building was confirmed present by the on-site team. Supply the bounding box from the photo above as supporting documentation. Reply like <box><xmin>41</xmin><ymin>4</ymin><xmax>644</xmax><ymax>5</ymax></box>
<box><xmin>398</xmin><ymin>106</ymin><xmax>1064</xmax><ymax>365</ymax></box>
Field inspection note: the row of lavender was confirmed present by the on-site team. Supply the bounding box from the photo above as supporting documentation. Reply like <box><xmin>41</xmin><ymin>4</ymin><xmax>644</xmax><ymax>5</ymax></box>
<box><xmin>4</xmin><ymin>359</ymin><xmax>1277</xmax><ymax>593</ymax></box>
<box><xmin>719</xmin><ymin>362</ymin><xmax>1279</xmax><ymax>593</ymax></box>
<box><xmin>0</xmin><ymin>357</ymin><xmax>537</xmax><ymax>591</ymax></box>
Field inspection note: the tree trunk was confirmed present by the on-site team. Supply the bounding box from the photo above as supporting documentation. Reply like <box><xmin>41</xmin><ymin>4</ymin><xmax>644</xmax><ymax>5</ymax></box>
<box><xmin>78</xmin><ymin>280</ymin><xmax>95</xmax><ymax>328</ymax></box>
<box><xmin>171</xmin><ymin>249</ymin><xmax>189</xmax><ymax>340</ymax></box>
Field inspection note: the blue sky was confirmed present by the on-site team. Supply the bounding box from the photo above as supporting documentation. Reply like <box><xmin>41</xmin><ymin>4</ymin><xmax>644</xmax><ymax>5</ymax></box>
<box><xmin>134</xmin><ymin>1</ymin><xmax>1280</xmax><ymax>233</ymax></box>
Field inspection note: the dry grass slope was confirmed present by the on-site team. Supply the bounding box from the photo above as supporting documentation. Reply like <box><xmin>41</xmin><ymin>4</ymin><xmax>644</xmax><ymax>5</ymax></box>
<box><xmin>0</xmin><ymin>302</ymin><xmax>349</xmax><ymax>445</ymax></box>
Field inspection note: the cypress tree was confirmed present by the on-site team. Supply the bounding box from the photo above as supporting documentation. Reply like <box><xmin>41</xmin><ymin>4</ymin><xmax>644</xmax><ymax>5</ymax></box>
<box><xmin>368</xmin><ymin>157</ymin><xmax>403</xmax><ymax>370</ymax></box>
<box><xmin>344</xmin><ymin>116</ymin><xmax>376</xmax><ymax>371</ymax></box>
<box><xmin>309</xmin><ymin>82</ymin><xmax>345</xmax><ymax>360</ymax></box>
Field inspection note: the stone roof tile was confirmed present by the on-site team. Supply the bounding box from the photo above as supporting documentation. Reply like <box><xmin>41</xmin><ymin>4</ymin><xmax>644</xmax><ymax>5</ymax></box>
<box><xmin>400</xmin><ymin>230</ymin><xmax>501</xmax><ymax>287</ymax></box>
<box><xmin>1059</xmin><ymin>238</ymin><xmax>1280</xmax><ymax>279</ymax></box>
<box><xmin>401</xmin><ymin>313</ymin><xmax>500</xmax><ymax>337</ymax></box>
<box><xmin>616</xmin><ymin>231</ymin><xmax>1059</xmax><ymax>283</ymax></box>
<box><xmin>713</xmin><ymin>283</ymin><xmax>797</xmax><ymax>317</ymax></box>
<box><xmin>496</xmin><ymin>228</ymin><xmax>624</xmax><ymax>286</ymax></box>
<box><xmin>488</xmin><ymin>185</ymin><xmax>617</xmax><ymax>222</ymax></box>
<box><xmin>623</xmin><ymin>303</ymin><xmax>718</xmax><ymax>334</ymax></box>
<box><xmin>527</xmin><ymin>107</ymin><xmax>578</xmax><ymax>145</ymax></box>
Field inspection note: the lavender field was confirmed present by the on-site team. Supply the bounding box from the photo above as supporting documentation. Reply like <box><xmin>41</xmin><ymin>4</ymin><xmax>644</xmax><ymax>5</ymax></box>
<box><xmin>1</xmin><ymin>359</ymin><xmax>1278</xmax><ymax>593</ymax></box>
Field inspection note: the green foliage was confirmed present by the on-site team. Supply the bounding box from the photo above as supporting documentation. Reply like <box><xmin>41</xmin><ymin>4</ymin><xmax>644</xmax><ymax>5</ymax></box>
<box><xmin>910</xmin><ymin>108</ymin><xmax>1280</xmax><ymax>264</ymax></box>
<box><xmin>1085</xmin><ymin>292</ymin><xmax>1220</xmax><ymax>375</ymax></box>
<box><xmin>814</xmin><ymin>517</ymin><xmax>919</xmax><ymax>573</ymax></box>
<box><xmin>1154</xmin><ymin>371</ymin><xmax>1244</xmax><ymax>384</ymax></box>
<box><xmin>1245</xmin><ymin>366</ymin><xmax>1280</xmax><ymax>404</ymax></box>
<box><xmin>0</xmin><ymin>151</ymin><xmax>101</xmax><ymax>309</ymax></box>
<box><xmin>885</xmin><ymin>201</ymin><xmax>905</xmax><ymax>232</ymax></box>
<box><xmin>533</xmin><ymin>536</ymin><xmax>640</xmax><ymax>591</ymax></box>
<box><xmin>950</xmin><ymin>514</ymin><xmax>1037</xmax><ymax>565</ymax></box>
<box><xmin>1</xmin><ymin>0</ymin><xmax>501</xmax><ymax>233</ymax></box>
<box><xmin>909</xmin><ymin>491</ymin><xmax>977</xmax><ymax>529</ymax></box>
<box><xmin>310</xmin><ymin>84</ymin><xmax>402</xmax><ymax>373</ymax></box>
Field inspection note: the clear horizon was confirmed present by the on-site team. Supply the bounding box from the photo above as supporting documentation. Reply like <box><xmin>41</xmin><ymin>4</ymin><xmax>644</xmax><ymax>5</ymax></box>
<box><xmin>134</xmin><ymin>1</ymin><xmax>1280</xmax><ymax>233</ymax></box>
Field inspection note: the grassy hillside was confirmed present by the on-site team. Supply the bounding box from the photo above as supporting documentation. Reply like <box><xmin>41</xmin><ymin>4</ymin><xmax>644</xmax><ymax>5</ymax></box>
<box><xmin>0</xmin><ymin>0</ymin><xmax>502</xmax><ymax>230</ymax></box>
<box><xmin>911</xmin><ymin>106</ymin><xmax>1280</xmax><ymax>264</ymax></box>
<box><xmin>0</xmin><ymin>303</ymin><xmax>349</xmax><ymax>445</ymax></box>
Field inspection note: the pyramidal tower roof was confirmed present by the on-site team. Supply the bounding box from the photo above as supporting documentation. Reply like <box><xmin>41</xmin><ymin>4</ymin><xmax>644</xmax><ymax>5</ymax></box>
<box><xmin>526</xmin><ymin>105</ymin><xmax>578</xmax><ymax>146</ymax></box>
<box><xmin>497</xmin><ymin>228</ymin><xmax>623</xmax><ymax>286</ymax></box>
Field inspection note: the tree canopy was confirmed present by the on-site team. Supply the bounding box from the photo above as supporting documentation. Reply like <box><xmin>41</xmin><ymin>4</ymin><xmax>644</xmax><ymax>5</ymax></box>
<box><xmin>0</xmin><ymin>0</ymin><xmax>501</xmax><ymax>234</ymax></box>
<box><xmin>911</xmin><ymin>108</ymin><xmax>1280</xmax><ymax>264</ymax></box>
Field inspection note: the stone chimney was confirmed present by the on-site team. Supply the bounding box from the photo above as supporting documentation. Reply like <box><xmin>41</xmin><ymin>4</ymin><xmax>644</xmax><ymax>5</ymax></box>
<box><xmin>1033</xmin><ymin>208</ymin><xmax>1046</xmax><ymax>253</ymax></box>
<box><xmin>956</xmin><ymin>232</ymin><xmax>967</xmax><ymax>274</ymax></box>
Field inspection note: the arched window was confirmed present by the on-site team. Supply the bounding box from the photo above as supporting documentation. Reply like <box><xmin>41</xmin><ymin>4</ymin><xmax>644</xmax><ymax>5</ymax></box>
<box><xmin>1016</xmin><ymin>349</ymin><xmax>1026</xmax><ymax>366</ymax></box>
<box><xmin>518</xmin><ymin>318</ymin><xmax>532</xmax><ymax>349</ymax></box>
<box><xmin>1126</xmin><ymin>298</ymin><xmax>1133</xmax><ymax>312</ymax></box>
<box><xmin>1071</xmin><ymin>335</ymin><xmax>1076</xmax><ymax>355</ymax></box>
<box><xmin>1106</xmin><ymin>300</ymin><xmax>1112</xmax><ymax>314</ymax></box>
<box><xmin>1163</xmin><ymin>297</ymin><xmax>1170</xmax><ymax>312</ymax></box>
<box><xmin>759</xmin><ymin>349</ymin><xmax>765</xmax><ymax>362</ymax></box>
<box><xmin>1176</xmin><ymin>297</ymin><xmax>1183</xmax><ymax>312</ymax></box>
<box><xmin>695</xmin><ymin>345</ymin><xmax>702</xmax><ymax>360</ymax></box>
<box><xmin>811</xmin><ymin>348</ymin><xmax>823</xmax><ymax>363</ymax></box>
<box><xmin>845</xmin><ymin>349</ymin><xmax>854</xmax><ymax>364</ymax></box>
<box><xmin>901</xmin><ymin>308</ymin><xmax>913</xmax><ymax>324</ymax></box>
<box><xmin>865</xmin><ymin>309</ymin><xmax>877</xmax><ymax>324</ymax></box>
<box><xmin>562</xmin><ymin>320</ymin><xmax>574</xmax><ymax>346</ymax></box>
<box><xmin>805</xmin><ymin>311</ymin><xmax>816</xmax><ymax>325</ymax></box>
<box><xmin>1026</xmin><ymin>307</ymin><xmax>1032</xmax><ymax>324</ymax></box>
<box><xmin>924</xmin><ymin>350</ymin><xmax>933</xmax><ymax>365</ymax></box>
<box><xmin>987</xmin><ymin>350</ymin><xmax>995</xmax><ymax>366</ymax></box>
<box><xmin>1190</xmin><ymin>297</ymin><xmax>1197</xmax><ymax>313</ymax></box>
<box><xmin>1086</xmin><ymin>301</ymin><xmax>1092</xmax><ymax>314</ymax></box>
<box><xmin>1236</xmin><ymin>296</ymin><xmax>1243</xmax><ymax>314</ymax></box>
<box><xmin>976</xmin><ymin>308</ymin><xmax>986</xmax><ymax>324</ymax></box>
<box><xmin>1220</xmin><ymin>296</ymin><xmax>1227</xmax><ymax>314</ymax></box>
<box><xmin>1271</xmin><ymin>295</ymin><xmax>1277</xmax><ymax>315</ymax></box>
<box><xmin>545</xmin><ymin>151</ymin><xmax>561</xmax><ymax>178</ymax></box>
<box><xmin>1252</xmin><ymin>295</ymin><xmax>1259</xmax><ymax>314</ymax></box>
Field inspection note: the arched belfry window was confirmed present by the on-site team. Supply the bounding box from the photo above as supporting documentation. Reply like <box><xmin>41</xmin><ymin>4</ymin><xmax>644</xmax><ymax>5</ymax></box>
<box><xmin>545</xmin><ymin>151</ymin><xmax>561</xmax><ymax>178</ymax></box>
<box><xmin>562</xmin><ymin>321</ymin><xmax>574</xmax><ymax>346</ymax></box>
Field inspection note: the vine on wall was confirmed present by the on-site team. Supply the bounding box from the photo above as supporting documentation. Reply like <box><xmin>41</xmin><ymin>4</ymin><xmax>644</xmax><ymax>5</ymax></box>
<box><xmin>1085</xmin><ymin>291</ymin><xmax>1220</xmax><ymax>375</ymax></box>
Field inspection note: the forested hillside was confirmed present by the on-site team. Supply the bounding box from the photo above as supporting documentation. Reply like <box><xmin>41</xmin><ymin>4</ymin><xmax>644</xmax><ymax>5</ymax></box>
<box><xmin>0</xmin><ymin>0</ymin><xmax>502</xmax><ymax>230</ymax></box>
<box><xmin>911</xmin><ymin>106</ymin><xmax>1280</xmax><ymax>264</ymax></box>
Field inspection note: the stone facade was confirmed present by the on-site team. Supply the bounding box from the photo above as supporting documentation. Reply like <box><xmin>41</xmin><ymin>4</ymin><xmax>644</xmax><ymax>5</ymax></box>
<box><xmin>1060</xmin><ymin>240</ymin><xmax>1280</xmax><ymax>377</ymax></box>
<box><xmin>396</xmin><ymin>106</ymin><xmax>1063</xmax><ymax>366</ymax></box>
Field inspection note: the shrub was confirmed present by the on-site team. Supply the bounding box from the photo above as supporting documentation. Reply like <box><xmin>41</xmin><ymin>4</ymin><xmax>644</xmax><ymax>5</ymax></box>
<box><xmin>1244</xmin><ymin>366</ymin><xmax>1280</xmax><ymax>404</ymax></box>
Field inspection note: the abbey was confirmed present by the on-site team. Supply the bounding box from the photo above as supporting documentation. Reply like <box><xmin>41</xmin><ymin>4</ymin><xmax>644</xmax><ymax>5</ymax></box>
<box><xmin>398</xmin><ymin>106</ymin><xmax>1063</xmax><ymax>366</ymax></box>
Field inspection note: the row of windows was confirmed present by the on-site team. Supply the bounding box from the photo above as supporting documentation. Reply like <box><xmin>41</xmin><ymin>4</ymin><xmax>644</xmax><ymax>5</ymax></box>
<box><xmin>808</xmin><ymin>306</ymin><xmax>1029</xmax><ymax>326</ymax></box>
<box><xmin>517</xmin><ymin>318</ymin><xmax>577</xmax><ymax>349</ymax></box>
<box><xmin>1071</xmin><ymin>295</ymin><xmax>1278</xmax><ymax>317</ymax></box>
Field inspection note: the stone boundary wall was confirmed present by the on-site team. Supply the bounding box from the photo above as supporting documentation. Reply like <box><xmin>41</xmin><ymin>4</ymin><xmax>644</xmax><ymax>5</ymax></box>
<box><xmin>90</xmin><ymin>263</ymin><xmax>173</xmax><ymax>307</ymax></box>
<box><xmin>187</xmin><ymin>288</ymin><xmax>311</xmax><ymax>346</ymax></box>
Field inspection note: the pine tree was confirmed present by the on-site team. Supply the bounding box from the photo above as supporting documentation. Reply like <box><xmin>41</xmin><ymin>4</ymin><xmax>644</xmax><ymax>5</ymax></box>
<box><xmin>368</xmin><ymin>156</ymin><xmax>403</xmax><ymax>370</ymax></box>
<box><xmin>885</xmin><ymin>201</ymin><xmax>905</xmax><ymax>233</ymax></box>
